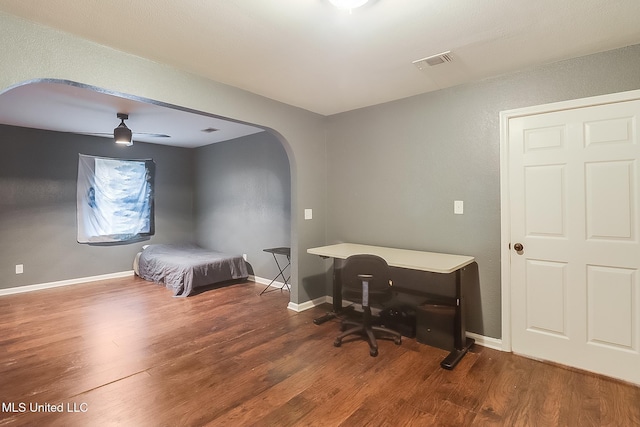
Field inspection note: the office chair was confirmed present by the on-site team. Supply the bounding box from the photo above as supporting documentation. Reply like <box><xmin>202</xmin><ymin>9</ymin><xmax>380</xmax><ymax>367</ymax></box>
<box><xmin>334</xmin><ymin>254</ymin><xmax>402</xmax><ymax>357</ymax></box>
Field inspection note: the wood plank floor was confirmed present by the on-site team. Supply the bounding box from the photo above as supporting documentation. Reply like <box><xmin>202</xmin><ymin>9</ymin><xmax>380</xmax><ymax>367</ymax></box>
<box><xmin>0</xmin><ymin>276</ymin><xmax>639</xmax><ymax>426</ymax></box>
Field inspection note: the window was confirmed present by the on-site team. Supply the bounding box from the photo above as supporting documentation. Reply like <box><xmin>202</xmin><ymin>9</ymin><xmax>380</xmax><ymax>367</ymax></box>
<box><xmin>77</xmin><ymin>154</ymin><xmax>155</xmax><ymax>244</ymax></box>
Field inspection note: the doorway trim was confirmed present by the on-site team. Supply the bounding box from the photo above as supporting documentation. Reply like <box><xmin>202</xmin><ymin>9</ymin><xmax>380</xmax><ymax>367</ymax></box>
<box><xmin>499</xmin><ymin>88</ymin><xmax>640</xmax><ymax>352</ymax></box>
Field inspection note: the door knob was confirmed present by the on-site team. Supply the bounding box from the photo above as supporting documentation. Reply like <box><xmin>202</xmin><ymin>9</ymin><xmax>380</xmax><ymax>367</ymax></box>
<box><xmin>513</xmin><ymin>243</ymin><xmax>524</xmax><ymax>252</ymax></box>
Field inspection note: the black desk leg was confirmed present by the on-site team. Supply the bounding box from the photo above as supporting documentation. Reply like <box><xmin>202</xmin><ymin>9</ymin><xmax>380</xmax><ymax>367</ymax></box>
<box><xmin>440</xmin><ymin>268</ymin><xmax>475</xmax><ymax>370</ymax></box>
<box><xmin>314</xmin><ymin>259</ymin><xmax>349</xmax><ymax>325</ymax></box>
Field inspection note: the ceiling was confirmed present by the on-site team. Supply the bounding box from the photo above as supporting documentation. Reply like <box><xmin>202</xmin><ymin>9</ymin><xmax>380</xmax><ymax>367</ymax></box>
<box><xmin>0</xmin><ymin>81</ymin><xmax>265</xmax><ymax>148</ymax></box>
<box><xmin>0</xmin><ymin>0</ymin><xmax>639</xmax><ymax>146</ymax></box>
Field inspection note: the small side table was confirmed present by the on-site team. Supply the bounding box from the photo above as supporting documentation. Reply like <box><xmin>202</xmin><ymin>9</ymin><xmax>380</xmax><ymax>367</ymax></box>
<box><xmin>259</xmin><ymin>247</ymin><xmax>291</xmax><ymax>295</ymax></box>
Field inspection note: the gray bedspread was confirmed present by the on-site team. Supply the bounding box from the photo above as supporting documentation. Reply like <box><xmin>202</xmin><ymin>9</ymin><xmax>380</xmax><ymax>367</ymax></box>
<box><xmin>137</xmin><ymin>244</ymin><xmax>249</xmax><ymax>297</ymax></box>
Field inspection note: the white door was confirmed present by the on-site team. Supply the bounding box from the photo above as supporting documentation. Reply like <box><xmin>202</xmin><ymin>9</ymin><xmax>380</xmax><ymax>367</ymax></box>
<box><xmin>509</xmin><ymin>99</ymin><xmax>640</xmax><ymax>384</ymax></box>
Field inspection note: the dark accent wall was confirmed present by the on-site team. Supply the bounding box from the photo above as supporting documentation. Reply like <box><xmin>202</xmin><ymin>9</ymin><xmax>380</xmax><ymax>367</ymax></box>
<box><xmin>194</xmin><ymin>132</ymin><xmax>291</xmax><ymax>282</ymax></box>
<box><xmin>0</xmin><ymin>125</ymin><xmax>194</xmax><ymax>289</ymax></box>
<box><xmin>325</xmin><ymin>44</ymin><xmax>640</xmax><ymax>339</ymax></box>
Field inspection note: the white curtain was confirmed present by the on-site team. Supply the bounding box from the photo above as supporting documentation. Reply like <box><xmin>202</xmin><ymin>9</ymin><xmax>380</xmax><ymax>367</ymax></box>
<box><xmin>77</xmin><ymin>154</ymin><xmax>155</xmax><ymax>244</ymax></box>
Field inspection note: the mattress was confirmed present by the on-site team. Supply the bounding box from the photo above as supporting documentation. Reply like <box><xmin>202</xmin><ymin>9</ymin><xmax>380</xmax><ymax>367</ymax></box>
<box><xmin>137</xmin><ymin>244</ymin><xmax>249</xmax><ymax>297</ymax></box>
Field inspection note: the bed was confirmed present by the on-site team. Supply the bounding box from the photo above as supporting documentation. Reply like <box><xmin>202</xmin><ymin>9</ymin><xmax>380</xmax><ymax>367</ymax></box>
<box><xmin>135</xmin><ymin>244</ymin><xmax>249</xmax><ymax>297</ymax></box>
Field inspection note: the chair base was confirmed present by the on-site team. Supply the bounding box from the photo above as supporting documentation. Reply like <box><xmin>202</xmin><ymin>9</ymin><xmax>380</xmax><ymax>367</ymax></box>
<box><xmin>334</xmin><ymin>319</ymin><xmax>402</xmax><ymax>357</ymax></box>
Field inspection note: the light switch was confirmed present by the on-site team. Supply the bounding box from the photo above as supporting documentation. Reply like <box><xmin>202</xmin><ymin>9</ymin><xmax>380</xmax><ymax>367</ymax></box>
<box><xmin>304</xmin><ymin>208</ymin><xmax>313</xmax><ymax>220</ymax></box>
<box><xmin>454</xmin><ymin>200</ymin><xmax>464</xmax><ymax>215</ymax></box>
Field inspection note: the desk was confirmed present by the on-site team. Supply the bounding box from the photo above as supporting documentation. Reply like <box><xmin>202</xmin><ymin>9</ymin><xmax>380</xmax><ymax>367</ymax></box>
<box><xmin>307</xmin><ymin>243</ymin><xmax>475</xmax><ymax>369</ymax></box>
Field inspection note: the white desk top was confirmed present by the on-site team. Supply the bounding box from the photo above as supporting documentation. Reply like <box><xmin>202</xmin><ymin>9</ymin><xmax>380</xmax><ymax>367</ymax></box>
<box><xmin>307</xmin><ymin>243</ymin><xmax>474</xmax><ymax>274</ymax></box>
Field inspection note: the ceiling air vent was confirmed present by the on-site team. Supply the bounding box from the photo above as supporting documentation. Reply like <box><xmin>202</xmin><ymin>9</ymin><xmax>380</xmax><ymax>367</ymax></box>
<box><xmin>201</xmin><ymin>127</ymin><xmax>219</xmax><ymax>133</ymax></box>
<box><xmin>412</xmin><ymin>51</ymin><xmax>453</xmax><ymax>70</ymax></box>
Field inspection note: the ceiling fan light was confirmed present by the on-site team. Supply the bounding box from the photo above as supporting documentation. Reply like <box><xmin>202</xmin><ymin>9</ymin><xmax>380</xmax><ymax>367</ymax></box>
<box><xmin>114</xmin><ymin>113</ymin><xmax>133</xmax><ymax>146</ymax></box>
<box><xmin>328</xmin><ymin>0</ymin><xmax>369</xmax><ymax>10</ymax></box>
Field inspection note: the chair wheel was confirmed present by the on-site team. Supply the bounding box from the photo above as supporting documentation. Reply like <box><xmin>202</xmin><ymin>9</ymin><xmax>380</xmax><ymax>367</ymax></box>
<box><xmin>394</xmin><ymin>337</ymin><xmax>402</xmax><ymax>345</ymax></box>
<box><xmin>369</xmin><ymin>348</ymin><xmax>378</xmax><ymax>357</ymax></box>
<box><xmin>334</xmin><ymin>339</ymin><xmax>342</xmax><ymax>347</ymax></box>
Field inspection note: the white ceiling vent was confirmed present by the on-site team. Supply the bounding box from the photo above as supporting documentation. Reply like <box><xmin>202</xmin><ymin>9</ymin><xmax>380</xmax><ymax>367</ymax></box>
<box><xmin>412</xmin><ymin>51</ymin><xmax>453</xmax><ymax>70</ymax></box>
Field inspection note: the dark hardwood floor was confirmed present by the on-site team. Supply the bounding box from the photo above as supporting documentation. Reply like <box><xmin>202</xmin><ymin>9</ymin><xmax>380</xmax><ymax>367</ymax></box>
<box><xmin>0</xmin><ymin>276</ymin><xmax>639</xmax><ymax>426</ymax></box>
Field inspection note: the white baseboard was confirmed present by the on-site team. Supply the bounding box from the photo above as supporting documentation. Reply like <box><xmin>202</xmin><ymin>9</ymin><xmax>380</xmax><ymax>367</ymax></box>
<box><xmin>250</xmin><ymin>275</ymin><xmax>316</xmax><ymax>312</ymax></box>
<box><xmin>466</xmin><ymin>331</ymin><xmax>503</xmax><ymax>351</ymax></box>
<box><xmin>250</xmin><ymin>275</ymin><xmax>288</xmax><ymax>289</ymax></box>
<box><xmin>287</xmin><ymin>295</ymin><xmax>329</xmax><ymax>312</ymax></box>
<box><xmin>0</xmin><ymin>270</ymin><xmax>135</xmax><ymax>297</ymax></box>
<box><xmin>250</xmin><ymin>274</ymin><xmax>321</xmax><ymax>312</ymax></box>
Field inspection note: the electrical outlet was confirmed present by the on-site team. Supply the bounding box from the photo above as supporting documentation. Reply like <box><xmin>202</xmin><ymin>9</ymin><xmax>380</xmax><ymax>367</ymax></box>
<box><xmin>304</xmin><ymin>209</ymin><xmax>313</xmax><ymax>220</ymax></box>
<box><xmin>15</xmin><ymin>264</ymin><xmax>23</xmax><ymax>274</ymax></box>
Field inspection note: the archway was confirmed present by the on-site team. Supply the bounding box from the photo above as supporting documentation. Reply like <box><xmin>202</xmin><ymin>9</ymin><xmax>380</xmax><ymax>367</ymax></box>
<box><xmin>0</xmin><ymin>79</ymin><xmax>295</xmax><ymax>302</ymax></box>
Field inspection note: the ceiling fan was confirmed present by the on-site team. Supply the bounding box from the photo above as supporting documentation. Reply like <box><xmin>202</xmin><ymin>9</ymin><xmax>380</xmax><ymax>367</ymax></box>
<box><xmin>83</xmin><ymin>113</ymin><xmax>170</xmax><ymax>146</ymax></box>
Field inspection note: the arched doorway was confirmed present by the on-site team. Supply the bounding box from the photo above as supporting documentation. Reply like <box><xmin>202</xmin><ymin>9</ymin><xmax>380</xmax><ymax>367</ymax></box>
<box><xmin>0</xmin><ymin>79</ymin><xmax>294</xmax><ymax>302</ymax></box>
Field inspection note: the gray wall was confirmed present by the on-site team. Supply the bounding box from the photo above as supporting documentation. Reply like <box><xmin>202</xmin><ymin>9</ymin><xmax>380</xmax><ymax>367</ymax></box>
<box><xmin>326</xmin><ymin>44</ymin><xmax>640</xmax><ymax>339</ymax></box>
<box><xmin>194</xmin><ymin>131</ymin><xmax>291</xmax><ymax>281</ymax></box>
<box><xmin>0</xmin><ymin>125</ymin><xmax>194</xmax><ymax>289</ymax></box>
